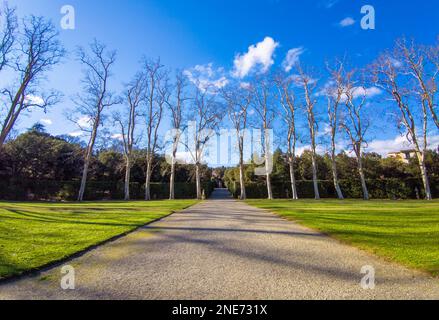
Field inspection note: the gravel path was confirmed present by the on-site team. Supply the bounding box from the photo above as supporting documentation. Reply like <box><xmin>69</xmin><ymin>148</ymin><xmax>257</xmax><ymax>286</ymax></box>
<box><xmin>1</xmin><ymin>189</ymin><xmax>438</xmax><ymax>300</ymax></box>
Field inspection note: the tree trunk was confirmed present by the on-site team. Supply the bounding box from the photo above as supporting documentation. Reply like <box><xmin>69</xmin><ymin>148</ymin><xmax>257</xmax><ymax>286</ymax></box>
<box><xmin>169</xmin><ymin>161</ymin><xmax>176</xmax><ymax>200</ymax></box>
<box><xmin>239</xmin><ymin>162</ymin><xmax>246</xmax><ymax>200</ymax></box>
<box><xmin>331</xmin><ymin>156</ymin><xmax>344</xmax><ymax>200</ymax></box>
<box><xmin>0</xmin><ymin>109</ymin><xmax>20</xmax><ymax>152</ymax></box>
<box><xmin>266</xmin><ymin>172</ymin><xmax>273</xmax><ymax>200</ymax></box>
<box><xmin>77</xmin><ymin>157</ymin><xmax>90</xmax><ymax>202</ymax></box>
<box><xmin>124</xmin><ymin>157</ymin><xmax>131</xmax><ymax>201</ymax></box>
<box><xmin>264</xmin><ymin>136</ymin><xmax>273</xmax><ymax>200</ymax></box>
<box><xmin>311</xmin><ymin>153</ymin><xmax>320</xmax><ymax>200</ymax></box>
<box><xmin>416</xmin><ymin>152</ymin><xmax>432</xmax><ymax>200</ymax></box>
<box><xmin>78</xmin><ymin>125</ymin><xmax>98</xmax><ymax>202</ymax></box>
<box><xmin>195</xmin><ymin>162</ymin><xmax>202</xmax><ymax>200</ymax></box>
<box><xmin>264</xmin><ymin>150</ymin><xmax>273</xmax><ymax>200</ymax></box>
<box><xmin>357</xmin><ymin>156</ymin><xmax>369</xmax><ymax>200</ymax></box>
<box><xmin>145</xmin><ymin>157</ymin><xmax>152</xmax><ymax>201</ymax></box>
<box><xmin>288</xmin><ymin>157</ymin><xmax>298</xmax><ymax>200</ymax></box>
<box><xmin>0</xmin><ymin>132</ymin><xmax>7</xmax><ymax>152</ymax></box>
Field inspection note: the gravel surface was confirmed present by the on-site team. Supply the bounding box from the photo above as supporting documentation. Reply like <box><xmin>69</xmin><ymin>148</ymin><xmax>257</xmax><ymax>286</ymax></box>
<box><xmin>1</xmin><ymin>189</ymin><xmax>438</xmax><ymax>300</ymax></box>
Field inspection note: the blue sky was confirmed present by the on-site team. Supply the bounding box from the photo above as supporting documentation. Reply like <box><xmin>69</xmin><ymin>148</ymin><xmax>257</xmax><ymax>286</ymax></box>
<box><xmin>3</xmin><ymin>0</ymin><xmax>439</xmax><ymax>156</ymax></box>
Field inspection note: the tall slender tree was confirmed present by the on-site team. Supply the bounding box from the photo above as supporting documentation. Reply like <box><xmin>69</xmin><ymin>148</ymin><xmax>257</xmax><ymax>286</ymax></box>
<box><xmin>340</xmin><ymin>70</ymin><xmax>370</xmax><ymax>200</ymax></box>
<box><xmin>185</xmin><ymin>84</ymin><xmax>223</xmax><ymax>200</ymax></box>
<box><xmin>115</xmin><ymin>72</ymin><xmax>146</xmax><ymax>200</ymax></box>
<box><xmin>252</xmin><ymin>76</ymin><xmax>275</xmax><ymax>200</ymax></box>
<box><xmin>164</xmin><ymin>71</ymin><xmax>188</xmax><ymax>200</ymax></box>
<box><xmin>274</xmin><ymin>73</ymin><xmax>299</xmax><ymax>200</ymax></box>
<box><xmin>0</xmin><ymin>15</ymin><xmax>64</xmax><ymax>151</ymax></box>
<box><xmin>372</xmin><ymin>47</ymin><xmax>433</xmax><ymax>200</ymax></box>
<box><xmin>74</xmin><ymin>40</ymin><xmax>119</xmax><ymax>202</ymax></box>
<box><xmin>295</xmin><ymin>65</ymin><xmax>320</xmax><ymax>200</ymax></box>
<box><xmin>325</xmin><ymin>60</ymin><xmax>345</xmax><ymax>200</ymax></box>
<box><xmin>222</xmin><ymin>82</ymin><xmax>252</xmax><ymax>200</ymax></box>
<box><xmin>143</xmin><ymin>58</ymin><xmax>167</xmax><ymax>201</ymax></box>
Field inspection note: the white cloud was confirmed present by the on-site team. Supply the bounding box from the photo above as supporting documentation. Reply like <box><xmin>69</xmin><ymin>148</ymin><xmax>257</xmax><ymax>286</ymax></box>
<box><xmin>111</xmin><ymin>134</ymin><xmax>124</xmax><ymax>141</ymax></box>
<box><xmin>175</xmin><ymin>151</ymin><xmax>195</xmax><ymax>164</ymax></box>
<box><xmin>232</xmin><ymin>37</ymin><xmax>279</xmax><ymax>78</ymax></box>
<box><xmin>25</xmin><ymin>95</ymin><xmax>45</xmax><ymax>106</ymax></box>
<box><xmin>319</xmin><ymin>82</ymin><xmax>382</xmax><ymax>101</ymax></box>
<box><xmin>324</xmin><ymin>0</ymin><xmax>340</xmax><ymax>8</ymax></box>
<box><xmin>296</xmin><ymin>144</ymin><xmax>326</xmax><ymax>156</ymax></box>
<box><xmin>317</xmin><ymin>124</ymin><xmax>333</xmax><ymax>138</ymax></box>
<box><xmin>68</xmin><ymin>131</ymin><xmax>83</xmax><ymax>138</ymax></box>
<box><xmin>77</xmin><ymin>116</ymin><xmax>92</xmax><ymax>128</ymax></box>
<box><xmin>282</xmin><ymin>47</ymin><xmax>305</xmax><ymax>72</ymax></box>
<box><xmin>366</xmin><ymin>135</ymin><xmax>439</xmax><ymax>156</ymax></box>
<box><xmin>339</xmin><ymin>17</ymin><xmax>355</xmax><ymax>27</ymax></box>
<box><xmin>240</xmin><ymin>82</ymin><xmax>251</xmax><ymax>89</ymax></box>
<box><xmin>290</xmin><ymin>74</ymin><xmax>317</xmax><ymax>87</ymax></box>
<box><xmin>350</xmin><ymin>86</ymin><xmax>382</xmax><ymax>99</ymax></box>
<box><xmin>388</xmin><ymin>57</ymin><xmax>402</xmax><ymax>68</ymax></box>
<box><xmin>184</xmin><ymin>63</ymin><xmax>228</xmax><ymax>92</ymax></box>
<box><xmin>40</xmin><ymin>118</ymin><xmax>53</xmax><ymax>125</ymax></box>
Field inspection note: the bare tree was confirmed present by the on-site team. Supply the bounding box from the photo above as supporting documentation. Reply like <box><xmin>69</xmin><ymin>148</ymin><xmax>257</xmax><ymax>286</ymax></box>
<box><xmin>186</xmin><ymin>84</ymin><xmax>223</xmax><ymax>200</ymax></box>
<box><xmin>295</xmin><ymin>65</ymin><xmax>320</xmax><ymax>200</ymax></box>
<box><xmin>143</xmin><ymin>58</ymin><xmax>167</xmax><ymax>201</ymax></box>
<box><xmin>0</xmin><ymin>15</ymin><xmax>64</xmax><ymax>151</ymax></box>
<box><xmin>0</xmin><ymin>3</ymin><xmax>16</xmax><ymax>73</ymax></box>
<box><xmin>115</xmin><ymin>72</ymin><xmax>146</xmax><ymax>200</ymax></box>
<box><xmin>325</xmin><ymin>61</ymin><xmax>345</xmax><ymax>200</ymax></box>
<box><xmin>222</xmin><ymin>82</ymin><xmax>252</xmax><ymax>200</ymax></box>
<box><xmin>274</xmin><ymin>73</ymin><xmax>299</xmax><ymax>200</ymax></box>
<box><xmin>395</xmin><ymin>38</ymin><xmax>439</xmax><ymax>130</ymax></box>
<box><xmin>74</xmin><ymin>40</ymin><xmax>119</xmax><ymax>202</ymax></box>
<box><xmin>252</xmin><ymin>76</ymin><xmax>275</xmax><ymax>200</ymax></box>
<box><xmin>426</xmin><ymin>39</ymin><xmax>439</xmax><ymax>128</ymax></box>
<box><xmin>372</xmin><ymin>48</ymin><xmax>433</xmax><ymax>200</ymax></box>
<box><xmin>164</xmin><ymin>71</ymin><xmax>188</xmax><ymax>200</ymax></box>
<box><xmin>340</xmin><ymin>70</ymin><xmax>370</xmax><ymax>200</ymax></box>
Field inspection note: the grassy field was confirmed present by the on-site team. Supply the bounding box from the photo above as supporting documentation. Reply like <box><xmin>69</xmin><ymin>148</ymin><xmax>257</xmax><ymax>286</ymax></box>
<box><xmin>246</xmin><ymin>200</ymin><xmax>439</xmax><ymax>276</ymax></box>
<box><xmin>0</xmin><ymin>200</ymin><xmax>197</xmax><ymax>279</ymax></box>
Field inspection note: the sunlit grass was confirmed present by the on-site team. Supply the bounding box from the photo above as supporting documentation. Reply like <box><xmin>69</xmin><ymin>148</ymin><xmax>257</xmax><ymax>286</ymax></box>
<box><xmin>246</xmin><ymin>199</ymin><xmax>439</xmax><ymax>276</ymax></box>
<box><xmin>0</xmin><ymin>200</ymin><xmax>197</xmax><ymax>279</ymax></box>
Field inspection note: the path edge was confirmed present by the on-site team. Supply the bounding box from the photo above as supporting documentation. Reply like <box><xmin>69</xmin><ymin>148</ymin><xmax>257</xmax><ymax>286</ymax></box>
<box><xmin>0</xmin><ymin>201</ymin><xmax>200</xmax><ymax>285</ymax></box>
<box><xmin>244</xmin><ymin>200</ymin><xmax>439</xmax><ymax>280</ymax></box>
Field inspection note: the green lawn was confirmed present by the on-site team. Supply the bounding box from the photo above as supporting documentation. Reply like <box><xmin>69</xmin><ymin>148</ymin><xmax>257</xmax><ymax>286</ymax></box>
<box><xmin>0</xmin><ymin>200</ymin><xmax>197</xmax><ymax>279</ymax></box>
<box><xmin>246</xmin><ymin>199</ymin><xmax>439</xmax><ymax>276</ymax></box>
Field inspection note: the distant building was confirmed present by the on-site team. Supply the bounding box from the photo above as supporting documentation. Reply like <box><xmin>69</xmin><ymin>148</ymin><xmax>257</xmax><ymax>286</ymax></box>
<box><xmin>387</xmin><ymin>149</ymin><xmax>417</xmax><ymax>164</ymax></box>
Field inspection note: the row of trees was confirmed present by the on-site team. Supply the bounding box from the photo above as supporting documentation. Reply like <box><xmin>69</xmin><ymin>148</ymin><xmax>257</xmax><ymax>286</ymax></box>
<box><xmin>0</xmin><ymin>125</ymin><xmax>212</xmax><ymax>191</ymax></box>
<box><xmin>1</xmin><ymin>4</ymin><xmax>438</xmax><ymax>201</ymax></box>
<box><xmin>223</xmin><ymin>149</ymin><xmax>439</xmax><ymax>198</ymax></box>
<box><xmin>0</xmin><ymin>4</ymin><xmax>224</xmax><ymax>201</ymax></box>
<box><xmin>223</xmin><ymin>40</ymin><xmax>439</xmax><ymax>201</ymax></box>
<box><xmin>2</xmin><ymin>126</ymin><xmax>437</xmax><ymax>200</ymax></box>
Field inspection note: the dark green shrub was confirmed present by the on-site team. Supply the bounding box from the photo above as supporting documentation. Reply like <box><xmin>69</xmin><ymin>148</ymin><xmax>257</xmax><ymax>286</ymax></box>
<box><xmin>228</xmin><ymin>178</ymin><xmax>439</xmax><ymax>200</ymax></box>
<box><xmin>0</xmin><ymin>179</ymin><xmax>216</xmax><ymax>201</ymax></box>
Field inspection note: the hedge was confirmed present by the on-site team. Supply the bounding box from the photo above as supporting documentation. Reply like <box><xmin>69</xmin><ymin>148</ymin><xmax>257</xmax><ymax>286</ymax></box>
<box><xmin>227</xmin><ymin>178</ymin><xmax>439</xmax><ymax>200</ymax></box>
<box><xmin>0</xmin><ymin>179</ymin><xmax>216</xmax><ymax>201</ymax></box>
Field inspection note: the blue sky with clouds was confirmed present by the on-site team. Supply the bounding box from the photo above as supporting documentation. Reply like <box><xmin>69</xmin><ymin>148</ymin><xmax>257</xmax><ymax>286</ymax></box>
<box><xmin>3</xmin><ymin>0</ymin><xmax>439</xmax><ymax>155</ymax></box>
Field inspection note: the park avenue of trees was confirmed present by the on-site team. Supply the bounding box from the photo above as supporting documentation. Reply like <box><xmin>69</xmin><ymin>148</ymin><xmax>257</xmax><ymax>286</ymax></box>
<box><xmin>1</xmin><ymin>4</ymin><xmax>438</xmax><ymax>201</ymax></box>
